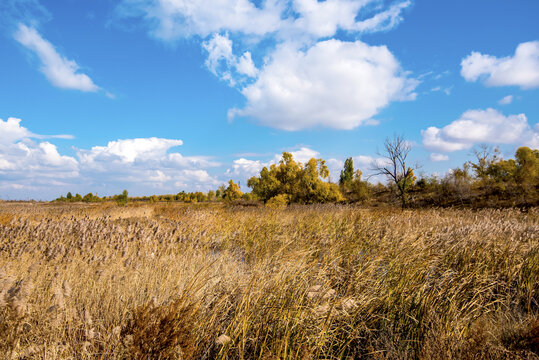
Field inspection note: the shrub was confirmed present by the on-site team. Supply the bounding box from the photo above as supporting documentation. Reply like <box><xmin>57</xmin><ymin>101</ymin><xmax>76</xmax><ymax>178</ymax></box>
<box><xmin>265</xmin><ymin>193</ymin><xmax>290</xmax><ymax>208</ymax></box>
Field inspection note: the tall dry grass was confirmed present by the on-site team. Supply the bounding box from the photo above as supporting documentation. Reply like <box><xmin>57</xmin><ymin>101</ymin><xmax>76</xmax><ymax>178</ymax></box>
<box><xmin>0</xmin><ymin>202</ymin><xmax>538</xmax><ymax>359</ymax></box>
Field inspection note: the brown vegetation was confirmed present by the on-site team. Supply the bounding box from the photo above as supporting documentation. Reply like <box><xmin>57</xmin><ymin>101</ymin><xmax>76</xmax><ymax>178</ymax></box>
<box><xmin>0</xmin><ymin>202</ymin><xmax>538</xmax><ymax>359</ymax></box>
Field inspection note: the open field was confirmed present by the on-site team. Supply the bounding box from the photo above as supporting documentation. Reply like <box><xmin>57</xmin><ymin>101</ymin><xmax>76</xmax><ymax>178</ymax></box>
<box><xmin>0</xmin><ymin>202</ymin><xmax>538</xmax><ymax>359</ymax></box>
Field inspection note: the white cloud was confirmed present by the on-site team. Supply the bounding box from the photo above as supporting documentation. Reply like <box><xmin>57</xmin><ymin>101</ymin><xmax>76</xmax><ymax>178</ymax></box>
<box><xmin>118</xmin><ymin>0</ymin><xmax>415</xmax><ymax>131</ymax></box>
<box><xmin>287</xmin><ymin>147</ymin><xmax>320</xmax><ymax>163</ymax></box>
<box><xmin>14</xmin><ymin>24</ymin><xmax>100</xmax><ymax>92</ymax></box>
<box><xmin>227</xmin><ymin>158</ymin><xmax>265</xmax><ymax>178</ymax></box>
<box><xmin>287</xmin><ymin>0</ymin><xmax>398</xmax><ymax>38</ymax></box>
<box><xmin>167</xmin><ymin>153</ymin><xmax>219</xmax><ymax>168</ymax></box>
<box><xmin>422</xmin><ymin>108</ymin><xmax>539</xmax><ymax>152</ymax></box>
<box><xmin>118</xmin><ymin>0</ymin><xmax>411</xmax><ymax>41</ymax></box>
<box><xmin>229</xmin><ymin>39</ymin><xmax>417</xmax><ymax>130</ymax></box>
<box><xmin>175</xmin><ymin>170</ymin><xmax>220</xmax><ymax>187</ymax></box>
<box><xmin>236</xmin><ymin>51</ymin><xmax>257</xmax><ymax>77</ymax></box>
<box><xmin>0</xmin><ymin>117</ymin><xmax>33</xmax><ymax>142</ymax></box>
<box><xmin>430</xmin><ymin>86</ymin><xmax>451</xmax><ymax>95</ymax></box>
<box><xmin>352</xmin><ymin>0</ymin><xmax>411</xmax><ymax>33</ymax></box>
<box><xmin>429</xmin><ymin>153</ymin><xmax>449</xmax><ymax>162</ymax></box>
<box><xmin>148</xmin><ymin>170</ymin><xmax>171</xmax><ymax>183</ymax></box>
<box><xmin>77</xmin><ymin>138</ymin><xmax>221</xmax><ymax>189</ymax></box>
<box><xmin>422</xmin><ymin>127</ymin><xmax>472</xmax><ymax>153</ymax></box>
<box><xmin>117</xmin><ymin>0</ymin><xmax>285</xmax><ymax>40</ymax></box>
<box><xmin>461</xmin><ymin>41</ymin><xmax>539</xmax><ymax>89</ymax></box>
<box><xmin>202</xmin><ymin>33</ymin><xmax>258</xmax><ymax>84</ymax></box>
<box><xmin>0</xmin><ymin>118</ymin><xmax>79</xmax><ymax>184</ymax></box>
<box><xmin>202</xmin><ymin>33</ymin><xmax>234</xmax><ymax>75</ymax></box>
<box><xmin>78</xmin><ymin>138</ymin><xmax>183</xmax><ymax>165</ymax></box>
<box><xmin>498</xmin><ymin>95</ymin><xmax>513</xmax><ymax>105</ymax></box>
<box><xmin>0</xmin><ymin>117</ymin><xmax>222</xmax><ymax>199</ymax></box>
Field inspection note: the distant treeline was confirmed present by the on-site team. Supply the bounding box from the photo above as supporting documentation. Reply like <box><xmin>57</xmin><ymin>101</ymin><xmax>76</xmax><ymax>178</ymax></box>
<box><xmin>55</xmin><ymin>139</ymin><xmax>539</xmax><ymax>208</ymax></box>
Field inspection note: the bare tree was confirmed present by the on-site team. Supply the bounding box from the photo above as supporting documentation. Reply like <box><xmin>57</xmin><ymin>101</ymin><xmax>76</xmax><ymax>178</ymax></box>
<box><xmin>371</xmin><ymin>135</ymin><xmax>419</xmax><ymax>208</ymax></box>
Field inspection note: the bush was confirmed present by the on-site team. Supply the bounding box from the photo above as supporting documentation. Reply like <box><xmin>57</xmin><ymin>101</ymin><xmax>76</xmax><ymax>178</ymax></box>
<box><xmin>265</xmin><ymin>193</ymin><xmax>290</xmax><ymax>208</ymax></box>
<box><xmin>116</xmin><ymin>190</ymin><xmax>129</xmax><ymax>206</ymax></box>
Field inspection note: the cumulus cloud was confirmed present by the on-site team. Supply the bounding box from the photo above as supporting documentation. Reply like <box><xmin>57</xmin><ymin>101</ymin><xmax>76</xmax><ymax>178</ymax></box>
<box><xmin>14</xmin><ymin>24</ymin><xmax>99</xmax><ymax>92</ymax></box>
<box><xmin>78</xmin><ymin>138</ymin><xmax>184</xmax><ymax>165</ymax></box>
<box><xmin>0</xmin><ymin>117</ymin><xmax>221</xmax><ymax>199</ymax></box>
<box><xmin>227</xmin><ymin>158</ymin><xmax>265</xmax><ymax>178</ymax></box>
<box><xmin>117</xmin><ymin>0</ymin><xmax>415</xmax><ymax>131</ymax></box>
<box><xmin>174</xmin><ymin>170</ymin><xmax>220</xmax><ymax>188</ymax></box>
<box><xmin>0</xmin><ymin>118</ymin><xmax>79</xmax><ymax>187</ymax></box>
<box><xmin>286</xmin><ymin>147</ymin><xmax>320</xmax><ymax>163</ymax></box>
<box><xmin>229</xmin><ymin>39</ymin><xmax>417</xmax><ymax>130</ymax></box>
<box><xmin>422</xmin><ymin>108</ymin><xmax>539</xmax><ymax>152</ymax></box>
<box><xmin>76</xmin><ymin>138</ymin><xmax>221</xmax><ymax>189</ymax></box>
<box><xmin>461</xmin><ymin>41</ymin><xmax>539</xmax><ymax>89</ymax></box>
<box><xmin>0</xmin><ymin>117</ymin><xmax>33</xmax><ymax>142</ymax></box>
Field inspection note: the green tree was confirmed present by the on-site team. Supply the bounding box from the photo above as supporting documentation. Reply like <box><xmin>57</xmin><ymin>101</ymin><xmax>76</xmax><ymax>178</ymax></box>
<box><xmin>339</xmin><ymin>157</ymin><xmax>355</xmax><ymax>185</ymax></box>
<box><xmin>66</xmin><ymin>192</ymin><xmax>73</xmax><ymax>200</ymax></box>
<box><xmin>216</xmin><ymin>185</ymin><xmax>226</xmax><ymax>200</ymax></box>
<box><xmin>116</xmin><ymin>189</ymin><xmax>129</xmax><ymax>206</ymax></box>
<box><xmin>339</xmin><ymin>158</ymin><xmax>369</xmax><ymax>202</ymax></box>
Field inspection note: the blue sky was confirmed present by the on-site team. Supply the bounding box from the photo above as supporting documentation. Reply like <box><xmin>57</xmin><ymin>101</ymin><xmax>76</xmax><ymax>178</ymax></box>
<box><xmin>1</xmin><ymin>0</ymin><xmax>538</xmax><ymax>200</ymax></box>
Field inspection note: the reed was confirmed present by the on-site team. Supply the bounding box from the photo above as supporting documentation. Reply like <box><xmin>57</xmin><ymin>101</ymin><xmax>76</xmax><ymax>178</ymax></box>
<box><xmin>0</xmin><ymin>202</ymin><xmax>537</xmax><ymax>359</ymax></box>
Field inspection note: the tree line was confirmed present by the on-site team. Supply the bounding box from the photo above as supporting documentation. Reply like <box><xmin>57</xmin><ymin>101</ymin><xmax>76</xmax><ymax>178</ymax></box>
<box><xmin>55</xmin><ymin>136</ymin><xmax>539</xmax><ymax>208</ymax></box>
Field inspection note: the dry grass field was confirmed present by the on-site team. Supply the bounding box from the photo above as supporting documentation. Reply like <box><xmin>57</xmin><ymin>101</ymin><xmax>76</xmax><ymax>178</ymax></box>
<box><xmin>0</xmin><ymin>202</ymin><xmax>538</xmax><ymax>359</ymax></box>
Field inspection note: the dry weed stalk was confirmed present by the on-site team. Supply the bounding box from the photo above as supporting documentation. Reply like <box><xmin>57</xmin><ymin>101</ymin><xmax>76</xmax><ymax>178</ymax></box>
<box><xmin>0</xmin><ymin>202</ymin><xmax>537</xmax><ymax>359</ymax></box>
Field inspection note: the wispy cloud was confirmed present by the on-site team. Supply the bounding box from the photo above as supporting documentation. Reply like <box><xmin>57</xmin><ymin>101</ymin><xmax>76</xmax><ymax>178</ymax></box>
<box><xmin>14</xmin><ymin>24</ymin><xmax>100</xmax><ymax>92</ymax></box>
<box><xmin>0</xmin><ymin>0</ymin><xmax>50</xmax><ymax>30</ymax></box>
<box><xmin>498</xmin><ymin>95</ymin><xmax>513</xmax><ymax>105</ymax></box>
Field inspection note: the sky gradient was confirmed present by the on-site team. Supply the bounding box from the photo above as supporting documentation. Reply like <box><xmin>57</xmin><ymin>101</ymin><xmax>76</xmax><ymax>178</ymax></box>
<box><xmin>1</xmin><ymin>0</ymin><xmax>538</xmax><ymax>200</ymax></box>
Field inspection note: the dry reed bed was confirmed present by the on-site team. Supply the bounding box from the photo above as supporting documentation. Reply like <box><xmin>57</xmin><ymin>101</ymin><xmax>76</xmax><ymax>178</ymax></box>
<box><xmin>0</xmin><ymin>203</ymin><xmax>538</xmax><ymax>359</ymax></box>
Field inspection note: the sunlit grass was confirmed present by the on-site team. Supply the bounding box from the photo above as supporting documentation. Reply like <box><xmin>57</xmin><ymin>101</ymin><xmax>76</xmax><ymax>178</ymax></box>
<box><xmin>0</xmin><ymin>202</ymin><xmax>538</xmax><ymax>359</ymax></box>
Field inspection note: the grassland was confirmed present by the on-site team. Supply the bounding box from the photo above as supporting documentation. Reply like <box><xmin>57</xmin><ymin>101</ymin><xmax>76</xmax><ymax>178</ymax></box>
<box><xmin>0</xmin><ymin>202</ymin><xmax>538</xmax><ymax>359</ymax></box>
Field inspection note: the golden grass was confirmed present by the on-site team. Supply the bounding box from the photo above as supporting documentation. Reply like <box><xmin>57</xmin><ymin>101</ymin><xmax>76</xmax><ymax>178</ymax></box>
<box><xmin>0</xmin><ymin>202</ymin><xmax>538</xmax><ymax>359</ymax></box>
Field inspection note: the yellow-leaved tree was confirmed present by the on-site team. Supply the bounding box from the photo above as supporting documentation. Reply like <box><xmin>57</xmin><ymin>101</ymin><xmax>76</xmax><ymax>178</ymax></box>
<box><xmin>247</xmin><ymin>152</ymin><xmax>343</xmax><ymax>204</ymax></box>
<box><xmin>223</xmin><ymin>180</ymin><xmax>243</xmax><ymax>201</ymax></box>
